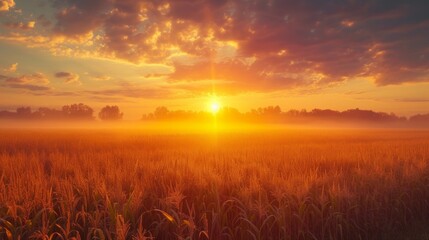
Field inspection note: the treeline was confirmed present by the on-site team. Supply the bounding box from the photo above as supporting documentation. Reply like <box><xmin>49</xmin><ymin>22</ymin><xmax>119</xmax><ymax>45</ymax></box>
<box><xmin>0</xmin><ymin>103</ymin><xmax>123</xmax><ymax>121</ymax></box>
<box><xmin>1</xmin><ymin>104</ymin><xmax>429</xmax><ymax>126</ymax></box>
<box><xmin>142</xmin><ymin>106</ymin><xmax>429</xmax><ymax>127</ymax></box>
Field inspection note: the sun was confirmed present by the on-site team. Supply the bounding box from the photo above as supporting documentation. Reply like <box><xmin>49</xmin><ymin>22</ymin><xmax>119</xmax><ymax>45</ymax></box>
<box><xmin>209</xmin><ymin>100</ymin><xmax>221</xmax><ymax>114</ymax></box>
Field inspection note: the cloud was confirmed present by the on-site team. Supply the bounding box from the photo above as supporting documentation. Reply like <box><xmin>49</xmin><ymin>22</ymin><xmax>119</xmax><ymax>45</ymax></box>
<box><xmin>29</xmin><ymin>90</ymin><xmax>80</xmax><ymax>96</ymax></box>
<box><xmin>5</xmin><ymin>83</ymin><xmax>51</xmax><ymax>91</ymax></box>
<box><xmin>85</xmin><ymin>81</ymin><xmax>175</xmax><ymax>99</ymax></box>
<box><xmin>53</xmin><ymin>0</ymin><xmax>108</xmax><ymax>38</ymax></box>
<box><xmin>47</xmin><ymin>0</ymin><xmax>231</xmax><ymax>63</ymax></box>
<box><xmin>0</xmin><ymin>0</ymin><xmax>15</xmax><ymax>11</ymax></box>
<box><xmin>91</xmin><ymin>75</ymin><xmax>111</xmax><ymax>81</ymax></box>
<box><xmin>169</xmin><ymin>59</ymin><xmax>328</xmax><ymax>94</ymax></box>
<box><xmin>2</xmin><ymin>63</ymin><xmax>18</xmax><ymax>73</ymax></box>
<box><xmin>37</xmin><ymin>15</ymin><xmax>52</xmax><ymax>27</ymax></box>
<box><xmin>2</xmin><ymin>0</ymin><xmax>427</xmax><ymax>93</ymax></box>
<box><xmin>4</xmin><ymin>72</ymin><xmax>49</xmax><ymax>85</ymax></box>
<box><xmin>0</xmin><ymin>33</ymin><xmax>99</xmax><ymax>59</ymax></box>
<box><xmin>0</xmin><ymin>72</ymin><xmax>52</xmax><ymax>91</ymax></box>
<box><xmin>394</xmin><ymin>98</ymin><xmax>429</xmax><ymax>103</ymax></box>
<box><xmin>55</xmin><ymin>71</ymin><xmax>81</xmax><ymax>84</ymax></box>
<box><xmin>86</xmin><ymin>88</ymin><xmax>169</xmax><ymax>99</ymax></box>
<box><xmin>3</xmin><ymin>21</ymin><xmax>36</xmax><ymax>30</ymax></box>
<box><xmin>87</xmin><ymin>95</ymin><xmax>133</xmax><ymax>103</ymax></box>
<box><xmin>143</xmin><ymin>73</ymin><xmax>169</xmax><ymax>79</ymax></box>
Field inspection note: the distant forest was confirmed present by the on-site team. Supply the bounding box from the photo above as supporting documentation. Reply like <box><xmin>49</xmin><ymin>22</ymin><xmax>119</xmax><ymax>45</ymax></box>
<box><xmin>1</xmin><ymin>103</ymin><xmax>429</xmax><ymax>127</ymax></box>
<box><xmin>0</xmin><ymin>104</ymin><xmax>122</xmax><ymax>121</ymax></box>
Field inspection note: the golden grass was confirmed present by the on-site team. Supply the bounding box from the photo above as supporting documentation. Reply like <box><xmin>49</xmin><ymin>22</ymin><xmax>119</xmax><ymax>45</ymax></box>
<box><xmin>1</xmin><ymin>128</ymin><xmax>429</xmax><ymax>239</ymax></box>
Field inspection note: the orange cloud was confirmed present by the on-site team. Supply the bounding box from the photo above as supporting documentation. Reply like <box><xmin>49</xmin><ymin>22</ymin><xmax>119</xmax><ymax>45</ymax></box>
<box><xmin>91</xmin><ymin>75</ymin><xmax>111</xmax><ymax>81</ymax></box>
<box><xmin>3</xmin><ymin>21</ymin><xmax>36</xmax><ymax>30</ymax></box>
<box><xmin>85</xmin><ymin>81</ymin><xmax>174</xmax><ymax>99</ymax></box>
<box><xmin>2</xmin><ymin>0</ymin><xmax>428</xmax><ymax>94</ymax></box>
<box><xmin>55</xmin><ymin>72</ymin><xmax>81</xmax><ymax>85</ymax></box>
<box><xmin>4</xmin><ymin>72</ymin><xmax>49</xmax><ymax>85</ymax></box>
<box><xmin>0</xmin><ymin>72</ymin><xmax>51</xmax><ymax>91</ymax></box>
<box><xmin>168</xmin><ymin>59</ymin><xmax>328</xmax><ymax>94</ymax></box>
<box><xmin>0</xmin><ymin>0</ymin><xmax>14</xmax><ymax>11</ymax></box>
<box><xmin>3</xmin><ymin>63</ymin><xmax>18</xmax><ymax>73</ymax></box>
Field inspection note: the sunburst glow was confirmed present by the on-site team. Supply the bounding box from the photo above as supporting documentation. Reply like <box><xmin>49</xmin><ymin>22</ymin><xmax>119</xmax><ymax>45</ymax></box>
<box><xmin>209</xmin><ymin>100</ymin><xmax>221</xmax><ymax>114</ymax></box>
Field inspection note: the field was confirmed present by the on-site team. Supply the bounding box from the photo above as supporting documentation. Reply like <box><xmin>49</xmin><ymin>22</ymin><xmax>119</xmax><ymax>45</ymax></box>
<box><xmin>1</xmin><ymin>128</ymin><xmax>429</xmax><ymax>239</ymax></box>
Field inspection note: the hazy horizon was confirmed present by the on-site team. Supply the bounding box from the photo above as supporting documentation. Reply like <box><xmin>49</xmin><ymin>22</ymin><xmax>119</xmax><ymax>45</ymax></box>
<box><xmin>1</xmin><ymin>0</ymin><xmax>429</xmax><ymax>117</ymax></box>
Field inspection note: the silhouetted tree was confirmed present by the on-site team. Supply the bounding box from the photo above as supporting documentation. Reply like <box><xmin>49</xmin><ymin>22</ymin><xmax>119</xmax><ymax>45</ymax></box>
<box><xmin>410</xmin><ymin>113</ymin><xmax>429</xmax><ymax>126</ymax></box>
<box><xmin>99</xmin><ymin>105</ymin><xmax>123</xmax><ymax>121</ymax></box>
<box><xmin>310</xmin><ymin>109</ymin><xmax>340</xmax><ymax>120</ymax></box>
<box><xmin>62</xmin><ymin>103</ymin><xmax>94</xmax><ymax>120</ymax></box>
<box><xmin>251</xmin><ymin>106</ymin><xmax>281</xmax><ymax>116</ymax></box>
<box><xmin>154</xmin><ymin>106</ymin><xmax>169</xmax><ymax>119</ymax></box>
<box><xmin>37</xmin><ymin>107</ymin><xmax>64</xmax><ymax>119</ymax></box>
<box><xmin>0</xmin><ymin>110</ymin><xmax>15</xmax><ymax>119</ymax></box>
<box><xmin>16</xmin><ymin>107</ymin><xmax>32</xmax><ymax>118</ymax></box>
<box><xmin>220</xmin><ymin>107</ymin><xmax>240</xmax><ymax>116</ymax></box>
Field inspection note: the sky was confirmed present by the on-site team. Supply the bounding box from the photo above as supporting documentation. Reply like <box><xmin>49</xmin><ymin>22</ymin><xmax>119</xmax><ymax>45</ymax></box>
<box><xmin>0</xmin><ymin>0</ymin><xmax>429</xmax><ymax>120</ymax></box>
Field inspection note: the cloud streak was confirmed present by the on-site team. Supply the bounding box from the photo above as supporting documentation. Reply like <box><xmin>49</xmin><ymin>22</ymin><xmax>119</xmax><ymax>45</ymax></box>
<box><xmin>0</xmin><ymin>72</ymin><xmax>52</xmax><ymax>91</ymax></box>
<box><xmin>55</xmin><ymin>71</ymin><xmax>81</xmax><ymax>84</ymax></box>
<box><xmin>3</xmin><ymin>21</ymin><xmax>36</xmax><ymax>30</ymax></box>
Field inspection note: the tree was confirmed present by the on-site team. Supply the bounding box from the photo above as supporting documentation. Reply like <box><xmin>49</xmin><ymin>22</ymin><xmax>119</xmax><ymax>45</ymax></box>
<box><xmin>16</xmin><ymin>107</ymin><xmax>32</xmax><ymax>117</ymax></box>
<box><xmin>154</xmin><ymin>106</ymin><xmax>169</xmax><ymax>119</ymax></box>
<box><xmin>410</xmin><ymin>113</ymin><xmax>429</xmax><ymax>126</ymax></box>
<box><xmin>37</xmin><ymin>107</ymin><xmax>64</xmax><ymax>119</ymax></box>
<box><xmin>62</xmin><ymin>103</ymin><xmax>94</xmax><ymax>120</ymax></box>
<box><xmin>98</xmin><ymin>105</ymin><xmax>123</xmax><ymax>121</ymax></box>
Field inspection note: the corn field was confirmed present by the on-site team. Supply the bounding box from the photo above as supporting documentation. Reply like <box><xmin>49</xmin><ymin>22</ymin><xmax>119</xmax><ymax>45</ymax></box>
<box><xmin>1</xmin><ymin>129</ymin><xmax>429</xmax><ymax>239</ymax></box>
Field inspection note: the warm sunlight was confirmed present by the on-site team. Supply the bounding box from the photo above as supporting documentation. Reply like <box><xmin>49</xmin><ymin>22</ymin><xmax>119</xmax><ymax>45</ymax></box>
<box><xmin>210</xmin><ymin>101</ymin><xmax>221</xmax><ymax>114</ymax></box>
<box><xmin>1</xmin><ymin>1</ymin><xmax>429</xmax><ymax>239</ymax></box>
